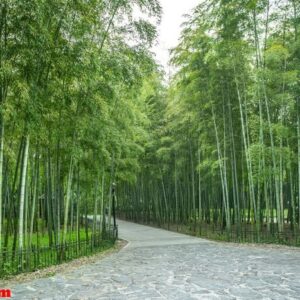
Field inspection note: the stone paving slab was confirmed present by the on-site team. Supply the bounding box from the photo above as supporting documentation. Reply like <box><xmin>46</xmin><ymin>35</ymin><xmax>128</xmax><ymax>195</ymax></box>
<box><xmin>7</xmin><ymin>220</ymin><xmax>300</xmax><ymax>299</ymax></box>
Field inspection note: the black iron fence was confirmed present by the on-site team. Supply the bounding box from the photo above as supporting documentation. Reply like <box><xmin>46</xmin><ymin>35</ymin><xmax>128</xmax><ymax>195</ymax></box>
<box><xmin>192</xmin><ymin>226</ymin><xmax>300</xmax><ymax>247</ymax></box>
<box><xmin>0</xmin><ymin>225</ymin><xmax>118</xmax><ymax>278</ymax></box>
<box><xmin>119</xmin><ymin>211</ymin><xmax>300</xmax><ymax>247</ymax></box>
<box><xmin>179</xmin><ymin>223</ymin><xmax>300</xmax><ymax>246</ymax></box>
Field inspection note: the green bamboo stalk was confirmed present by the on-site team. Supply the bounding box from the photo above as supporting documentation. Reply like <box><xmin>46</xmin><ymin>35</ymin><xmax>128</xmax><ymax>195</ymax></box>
<box><xmin>18</xmin><ymin>135</ymin><xmax>30</xmax><ymax>251</ymax></box>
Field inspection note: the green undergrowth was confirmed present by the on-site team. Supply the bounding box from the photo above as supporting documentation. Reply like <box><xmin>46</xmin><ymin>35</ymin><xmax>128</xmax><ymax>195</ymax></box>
<box><xmin>0</xmin><ymin>238</ymin><xmax>115</xmax><ymax>278</ymax></box>
<box><xmin>3</xmin><ymin>228</ymin><xmax>93</xmax><ymax>251</ymax></box>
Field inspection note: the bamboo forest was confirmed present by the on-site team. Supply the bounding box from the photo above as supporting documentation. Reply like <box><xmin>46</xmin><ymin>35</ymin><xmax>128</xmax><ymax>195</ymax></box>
<box><xmin>0</xmin><ymin>0</ymin><xmax>300</xmax><ymax>278</ymax></box>
<box><xmin>118</xmin><ymin>0</ymin><xmax>300</xmax><ymax>243</ymax></box>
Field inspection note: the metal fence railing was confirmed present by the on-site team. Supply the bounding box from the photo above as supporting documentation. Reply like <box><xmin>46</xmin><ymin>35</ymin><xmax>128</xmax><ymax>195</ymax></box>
<box><xmin>194</xmin><ymin>225</ymin><xmax>300</xmax><ymax>246</ymax></box>
<box><xmin>179</xmin><ymin>224</ymin><xmax>300</xmax><ymax>247</ymax></box>
<box><xmin>0</xmin><ymin>225</ymin><xmax>118</xmax><ymax>278</ymax></box>
<box><xmin>119</xmin><ymin>212</ymin><xmax>300</xmax><ymax>247</ymax></box>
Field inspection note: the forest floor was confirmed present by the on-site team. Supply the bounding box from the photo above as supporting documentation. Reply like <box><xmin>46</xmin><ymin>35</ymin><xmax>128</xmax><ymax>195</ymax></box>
<box><xmin>4</xmin><ymin>220</ymin><xmax>300</xmax><ymax>299</ymax></box>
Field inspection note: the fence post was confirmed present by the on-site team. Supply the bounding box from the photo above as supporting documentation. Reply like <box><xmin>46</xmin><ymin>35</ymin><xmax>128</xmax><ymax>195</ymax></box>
<box><xmin>112</xmin><ymin>182</ymin><xmax>117</xmax><ymax>231</ymax></box>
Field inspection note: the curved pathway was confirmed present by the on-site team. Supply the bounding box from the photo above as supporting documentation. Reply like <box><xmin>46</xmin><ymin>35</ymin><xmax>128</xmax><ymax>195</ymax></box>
<box><xmin>10</xmin><ymin>220</ymin><xmax>300</xmax><ymax>299</ymax></box>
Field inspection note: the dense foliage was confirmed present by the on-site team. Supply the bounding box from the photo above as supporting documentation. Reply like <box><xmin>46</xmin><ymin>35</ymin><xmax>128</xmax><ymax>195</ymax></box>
<box><xmin>118</xmin><ymin>0</ymin><xmax>300</xmax><ymax>242</ymax></box>
<box><xmin>1</xmin><ymin>0</ymin><xmax>300</xmax><ymax>269</ymax></box>
<box><xmin>0</xmin><ymin>0</ymin><xmax>162</xmax><ymax>258</ymax></box>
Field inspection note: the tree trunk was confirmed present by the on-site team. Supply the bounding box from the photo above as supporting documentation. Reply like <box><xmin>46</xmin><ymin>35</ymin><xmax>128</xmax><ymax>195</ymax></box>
<box><xmin>18</xmin><ymin>135</ymin><xmax>30</xmax><ymax>251</ymax></box>
<box><xmin>63</xmin><ymin>157</ymin><xmax>73</xmax><ymax>244</ymax></box>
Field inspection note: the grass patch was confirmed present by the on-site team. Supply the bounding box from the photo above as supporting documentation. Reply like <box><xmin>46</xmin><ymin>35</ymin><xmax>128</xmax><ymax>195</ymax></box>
<box><xmin>3</xmin><ymin>228</ymin><xmax>93</xmax><ymax>250</ymax></box>
<box><xmin>0</xmin><ymin>227</ymin><xmax>116</xmax><ymax>278</ymax></box>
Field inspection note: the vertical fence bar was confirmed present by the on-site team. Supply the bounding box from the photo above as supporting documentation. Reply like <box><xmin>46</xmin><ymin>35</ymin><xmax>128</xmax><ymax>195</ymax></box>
<box><xmin>0</xmin><ymin>230</ymin><xmax>117</xmax><ymax>278</ymax></box>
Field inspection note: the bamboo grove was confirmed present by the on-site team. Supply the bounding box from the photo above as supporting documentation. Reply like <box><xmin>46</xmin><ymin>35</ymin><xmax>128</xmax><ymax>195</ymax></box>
<box><xmin>0</xmin><ymin>0</ymin><xmax>162</xmax><ymax>258</ymax></box>
<box><xmin>1</xmin><ymin>0</ymin><xmax>300</xmax><ymax>266</ymax></box>
<box><xmin>118</xmin><ymin>0</ymin><xmax>300</xmax><ymax>241</ymax></box>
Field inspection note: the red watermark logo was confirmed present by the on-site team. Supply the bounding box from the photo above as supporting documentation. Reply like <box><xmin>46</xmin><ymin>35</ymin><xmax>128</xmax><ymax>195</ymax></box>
<box><xmin>0</xmin><ymin>289</ymin><xmax>11</xmax><ymax>298</ymax></box>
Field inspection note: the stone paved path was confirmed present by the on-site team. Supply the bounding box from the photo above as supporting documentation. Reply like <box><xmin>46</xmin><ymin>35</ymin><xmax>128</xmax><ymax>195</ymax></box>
<box><xmin>9</xmin><ymin>220</ymin><xmax>300</xmax><ymax>299</ymax></box>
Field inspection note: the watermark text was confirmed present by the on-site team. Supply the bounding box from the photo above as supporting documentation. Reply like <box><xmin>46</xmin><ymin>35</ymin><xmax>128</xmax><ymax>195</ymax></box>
<box><xmin>0</xmin><ymin>289</ymin><xmax>11</xmax><ymax>298</ymax></box>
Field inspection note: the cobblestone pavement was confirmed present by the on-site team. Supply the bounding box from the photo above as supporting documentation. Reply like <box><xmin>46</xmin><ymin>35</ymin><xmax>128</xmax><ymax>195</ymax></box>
<box><xmin>9</xmin><ymin>220</ymin><xmax>300</xmax><ymax>299</ymax></box>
